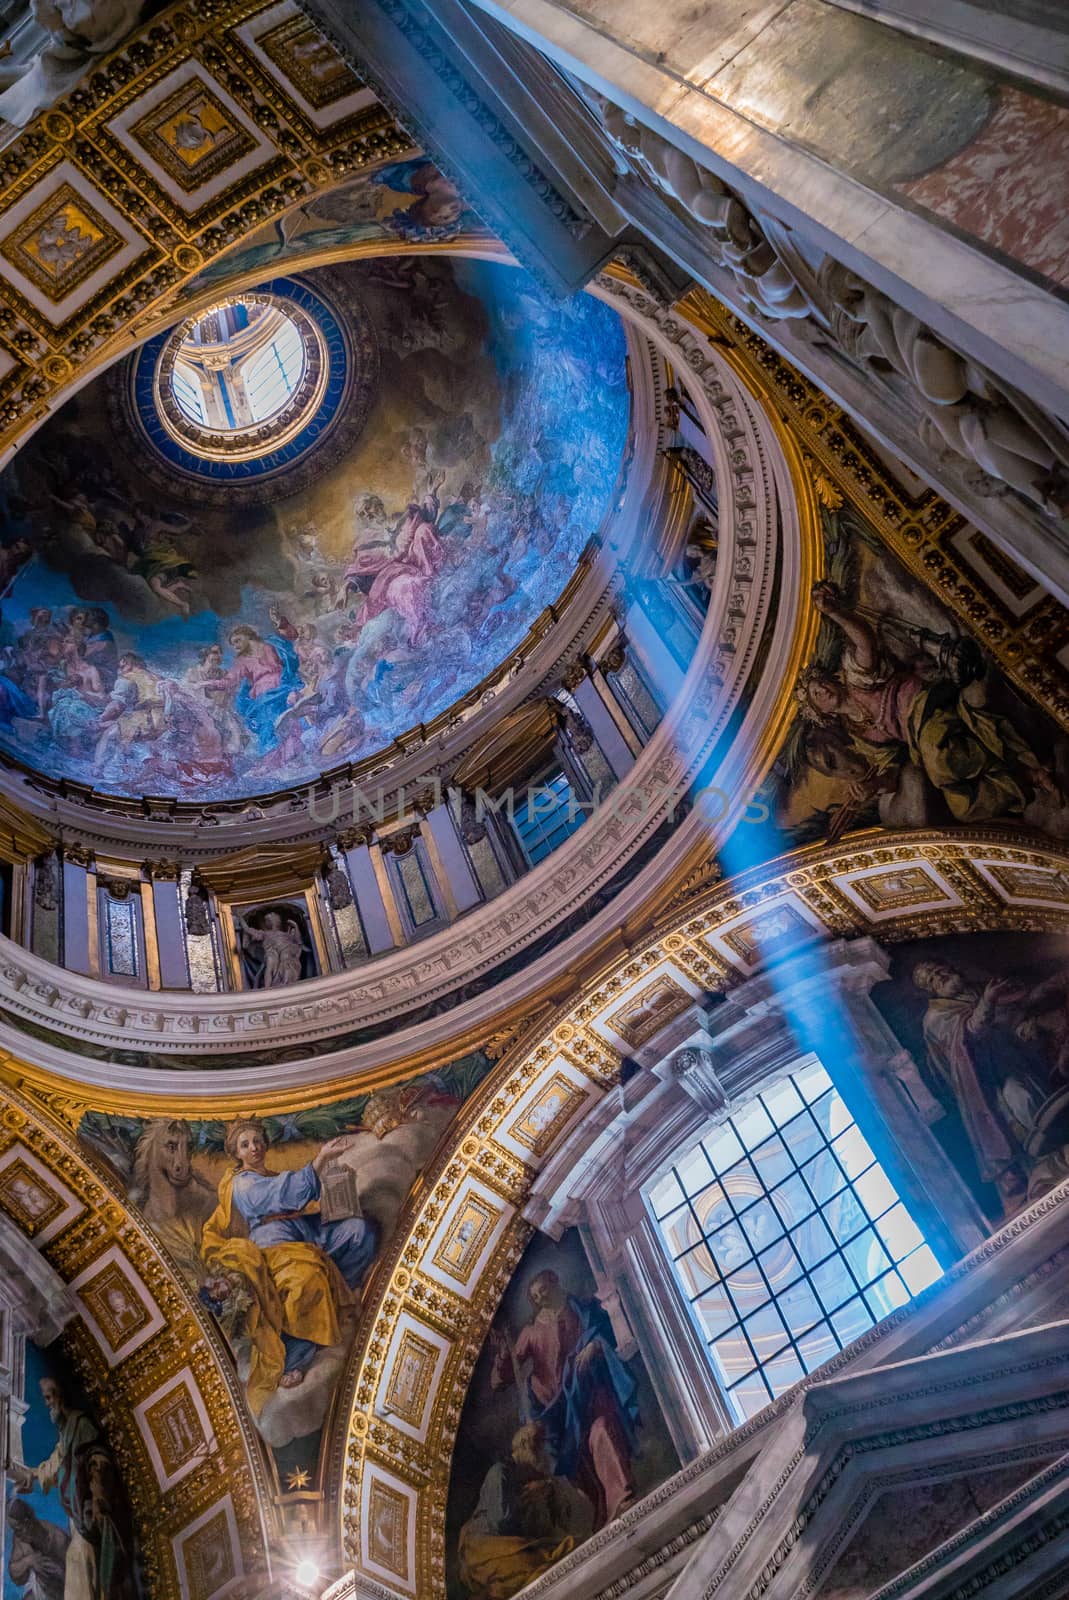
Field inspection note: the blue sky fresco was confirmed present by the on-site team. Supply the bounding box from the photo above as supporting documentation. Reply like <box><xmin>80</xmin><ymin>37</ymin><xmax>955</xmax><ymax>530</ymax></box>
<box><xmin>0</xmin><ymin>257</ymin><xmax>629</xmax><ymax>800</ymax></box>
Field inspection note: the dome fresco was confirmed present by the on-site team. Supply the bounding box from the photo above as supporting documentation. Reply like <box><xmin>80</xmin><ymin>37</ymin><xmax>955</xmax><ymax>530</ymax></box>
<box><xmin>0</xmin><ymin>257</ymin><xmax>629</xmax><ymax>800</ymax></box>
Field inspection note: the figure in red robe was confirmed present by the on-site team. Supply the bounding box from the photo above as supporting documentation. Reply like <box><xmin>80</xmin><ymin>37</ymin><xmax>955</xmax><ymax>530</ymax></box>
<box><xmin>489</xmin><ymin>1269</ymin><xmax>638</xmax><ymax>1529</ymax></box>
<box><xmin>343</xmin><ymin>478</ymin><xmax>445</xmax><ymax>648</ymax></box>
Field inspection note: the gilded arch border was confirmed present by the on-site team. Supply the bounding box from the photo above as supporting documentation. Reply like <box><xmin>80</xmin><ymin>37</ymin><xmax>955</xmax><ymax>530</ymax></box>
<box><xmin>328</xmin><ymin>825</ymin><xmax>1069</xmax><ymax>1597</ymax></box>
<box><xmin>0</xmin><ymin>1084</ymin><xmax>277</xmax><ymax>1599</ymax></box>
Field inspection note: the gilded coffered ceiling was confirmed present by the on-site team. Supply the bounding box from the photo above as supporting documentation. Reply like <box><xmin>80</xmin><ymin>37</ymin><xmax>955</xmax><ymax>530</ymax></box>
<box><xmin>0</xmin><ymin>0</ymin><xmax>414</xmax><ymax>451</ymax></box>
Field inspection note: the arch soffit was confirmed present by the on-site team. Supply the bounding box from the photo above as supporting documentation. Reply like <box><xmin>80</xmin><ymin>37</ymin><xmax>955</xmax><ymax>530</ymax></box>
<box><xmin>0</xmin><ymin>280</ymin><xmax>820</xmax><ymax>1098</ymax></box>
<box><xmin>0</xmin><ymin>1086</ymin><xmax>277</xmax><ymax>1599</ymax></box>
<box><xmin>325</xmin><ymin>824</ymin><xmax>1069</xmax><ymax>1598</ymax></box>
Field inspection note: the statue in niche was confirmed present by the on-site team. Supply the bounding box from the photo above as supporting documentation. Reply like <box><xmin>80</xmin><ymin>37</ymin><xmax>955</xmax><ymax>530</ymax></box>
<box><xmin>324</xmin><ymin>858</ymin><xmax>353</xmax><ymax>911</ymax></box>
<box><xmin>33</xmin><ymin>851</ymin><xmax>59</xmax><ymax>912</ymax></box>
<box><xmin>183</xmin><ymin>883</ymin><xmax>210</xmax><ymax>938</ymax></box>
<box><xmin>233</xmin><ymin>901</ymin><xmax>313</xmax><ymax>988</ymax></box>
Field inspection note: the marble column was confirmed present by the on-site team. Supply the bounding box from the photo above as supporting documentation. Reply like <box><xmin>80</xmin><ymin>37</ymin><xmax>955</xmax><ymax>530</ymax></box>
<box><xmin>623</xmin><ymin>601</ymin><xmax>687</xmax><ymax>705</ymax></box>
<box><xmin>61</xmin><ymin>850</ymin><xmax>92</xmax><ymax>976</ymax></box>
<box><xmin>340</xmin><ymin>832</ymin><xmax>399</xmax><ymax>955</ymax></box>
<box><xmin>148</xmin><ymin>865</ymin><xmax>190</xmax><ymax>989</ymax></box>
<box><xmin>571</xmin><ymin>673</ymin><xmax>636</xmax><ymax>779</ymax></box>
<box><xmin>421</xmin><ymin>803</ymin><xmax>481</xmax><ymax>915</ymax></box>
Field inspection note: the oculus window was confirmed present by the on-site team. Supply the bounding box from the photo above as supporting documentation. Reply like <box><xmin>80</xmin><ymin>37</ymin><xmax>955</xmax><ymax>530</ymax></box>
<box><xmin>647</xmin><ymin>1060</ymin><xmax>943</xmax><ymax>1423</ymax></box>
<box><xmin>151</xmin><ymin>290</ymin><xmax>330</xmax><ymax>463</ymax></box>
<box><xmin>169</xmin><ymin>301</ymin><xmax>309</xmax><ymax>433</ymax></box>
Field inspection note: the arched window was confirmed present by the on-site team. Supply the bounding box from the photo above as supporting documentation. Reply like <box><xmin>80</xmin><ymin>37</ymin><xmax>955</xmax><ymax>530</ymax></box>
<box><xmin>647</xmin><ymin>1056</ymin><xmax>941</xmax><ymax>1423</ymax></box>
<box><xmin>525</xmin><ymin>939</ymin><xmax>979</xmax><ymax>1456</ymax></box>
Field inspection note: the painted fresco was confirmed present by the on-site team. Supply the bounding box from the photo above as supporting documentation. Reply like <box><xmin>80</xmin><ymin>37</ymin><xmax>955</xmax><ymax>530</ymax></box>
<box><xmin>77</xmin><ymin>1053</ymin><xmax>491</xmax><ymax>1485</ymax></box>
<box><xmin>0</xmin><ymin>254</ymin><xmax>629</xmax><ymax>800</ymax></box>
<box><xmin>445</xmin><ymin>1228</ymin><xmax>678</xmax><ymax>1600</ymax></box>
<box><xmin>872</xmin><ymin>933</ymin><xmax>1069</xmax><ymax>1228</ymax></box>
<box><xmin>766</xmin><ymin>505</ymin><xmax>1069</xmax><ymax>849</ymax></box>
<box><xmin>4</xmin><ymin>1338</ymin><xmax>143</xmax><ymax>1600</ymax></box>
<box><xmin>187</xmin><ymin>155</ymin><xmax>489</xmax><ymax>290</ymax></box>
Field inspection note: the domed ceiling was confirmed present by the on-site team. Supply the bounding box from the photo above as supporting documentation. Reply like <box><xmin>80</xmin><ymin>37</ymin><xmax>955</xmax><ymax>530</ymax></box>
<box><xmin>0</xmin><ymin>256</ymin><xmax>629</xmax><ymax>800</ymax></box>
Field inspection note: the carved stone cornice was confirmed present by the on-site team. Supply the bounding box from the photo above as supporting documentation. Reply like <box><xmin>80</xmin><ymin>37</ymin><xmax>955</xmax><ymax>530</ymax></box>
<box><xmin>0</xmin><ymin>794</ymin><xmax>55</xmax><ymax>862</ymax></box>
<box><xmin>60</xmin><ymin>841</ymin><xmax>94</xmax><ymax>870</ymax></box>
<box><xmin>141</xmin><ymin>858</ymin><xmax>182</xmax><ymax>881</ymax></box>
<box><xmin>195</xmin><ymin>838</ymin><xmax>327</xmax><ymax>900</ymax></box>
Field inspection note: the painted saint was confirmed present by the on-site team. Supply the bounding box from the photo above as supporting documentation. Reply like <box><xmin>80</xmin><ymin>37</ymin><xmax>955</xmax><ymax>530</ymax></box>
<box><xmin>488</xmin><ymin>1269</ymin><xmax>637</xmax><ymax>1529</ymax></box>
<box><xmin>199</xmin><ymin>1117</ymin><xmax>376</xmax><ymax>1412</ymax></box>
<box><xmin>446</xmin><ymin>1231</ymin><xmax>678</xmax><ymax>1600</ymax></box>
<box><xmin>7</xmin><ymin>1370</ymin><xmax>137</xmax><ymax>1600</ymax></box>
<box><xmin>772</xmin><ymin>506</ymin><xmax>1069</xmax><ymax>848</ymax></box>
<box><xmin>872</xmin><ymin>935</ymin><xmax>1069</xmax><ymax>1228</ymax></box>
<box><xmin>458</xmin><ymin>1421</ymin><xmax>592</xmax><ymax>1597</ymax></box>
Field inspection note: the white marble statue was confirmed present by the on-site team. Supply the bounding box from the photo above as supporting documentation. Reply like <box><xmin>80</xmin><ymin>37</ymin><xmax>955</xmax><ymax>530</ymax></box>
<box><xmin>0</xmin><ymin>0</ymin><xmax>144</xmax><ymax>127</ymax></box>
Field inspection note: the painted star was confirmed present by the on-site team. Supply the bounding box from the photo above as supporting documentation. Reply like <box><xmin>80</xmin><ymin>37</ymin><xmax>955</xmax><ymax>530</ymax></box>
<box><xmin>286</xmin><ymin>1468</ymin><xmax>311</xmax><ymax>1490</ymax></box>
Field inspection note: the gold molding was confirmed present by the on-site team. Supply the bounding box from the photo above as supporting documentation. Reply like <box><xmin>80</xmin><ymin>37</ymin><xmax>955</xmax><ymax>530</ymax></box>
<box><xmin>85</xmin><ymin>869</ymin><xmax>100</xmax><ymax>979</ymax></box>
<box><xmin>419</xmin><ymin>816</ymin><xmax>459</xmax><ymax>922</ymax></box>
<box><xmin>140</xmin><ymin>879</ymin><xmax>162</xmax><ymax>991</ymax></box>
<box><xmin>0</xmin><ymin>1083</ymin><xmax>275</xmax><ymax>1599</ymax></box>
<box><xmin>329</xmin><ymin>822</ymin><xmax>1069</xmax><ymax>1595</ymax></box>
<box><xmin>679</xmin><ymin>288</ymin><xmax>1069</xmax><ymax>736</ymax></box>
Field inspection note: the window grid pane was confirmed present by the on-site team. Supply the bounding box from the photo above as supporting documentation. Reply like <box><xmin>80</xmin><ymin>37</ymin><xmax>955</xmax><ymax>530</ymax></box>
<box><xmin>648</xmin><ymin>1064</ymin><xmax>941</xmax><ymax>1423</ymax></box>
<box><xmin>512</xmin><ymin>771</ymin><xmax>585</xmax><ymax>865</ymax></box>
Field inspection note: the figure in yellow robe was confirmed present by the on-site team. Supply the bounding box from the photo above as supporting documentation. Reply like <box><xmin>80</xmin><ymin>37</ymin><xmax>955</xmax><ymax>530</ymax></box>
<box><xmin>459</xmin><ymin>1423</ymin><xmax>592</xmax><ymax>1599</ymax></box>
<box><xmin>201</xmin><ymin>1119</ymin><xmax>376</xmax><ymax>1413</ymax></box>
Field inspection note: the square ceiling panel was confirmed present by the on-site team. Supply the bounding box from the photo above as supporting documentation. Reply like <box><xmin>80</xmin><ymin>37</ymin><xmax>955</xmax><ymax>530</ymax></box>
<box><xmin>0</xmin><ymin>163</ymin><xmax>148</xmax><ymax>322</ymax></box>
<box><xmin>238</xmin><ymin>0</ymin><xmax>378</xmax><ymax>129</ymax></box>
<box><xmin>106</xmin><ymin>60</ymin><xmax>279</xmax><ymax>213</ymax></box>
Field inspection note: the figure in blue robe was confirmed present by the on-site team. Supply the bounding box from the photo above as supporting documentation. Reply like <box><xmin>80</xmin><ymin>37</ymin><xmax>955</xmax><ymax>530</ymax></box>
<box><xmin>490</xmin><ymin>1269</ymin><xmax>638</xmax><ymax>1527</ymax></box>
